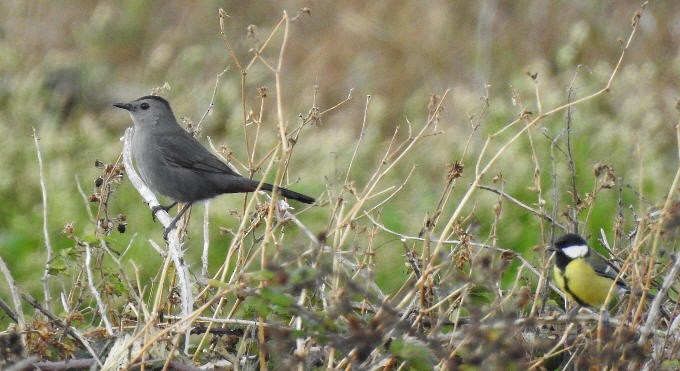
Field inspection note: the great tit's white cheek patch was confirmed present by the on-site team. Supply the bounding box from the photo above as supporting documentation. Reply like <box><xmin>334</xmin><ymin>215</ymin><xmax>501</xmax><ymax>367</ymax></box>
<box><xmin>562</xmin><ymin>244</ymin><xmax>589</xmax><ymax>258</ymax></box>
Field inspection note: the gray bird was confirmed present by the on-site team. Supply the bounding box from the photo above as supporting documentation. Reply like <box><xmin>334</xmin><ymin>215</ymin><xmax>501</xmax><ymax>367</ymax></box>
<box><xmin>114</xmin><ymin>95</ymin><xmax>315</xmax><ymax>238</ymax></box>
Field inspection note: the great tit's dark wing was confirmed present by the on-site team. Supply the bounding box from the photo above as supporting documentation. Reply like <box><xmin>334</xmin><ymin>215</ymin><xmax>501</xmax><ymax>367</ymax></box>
<box><xmin>156</xmin><ymin>130</ymin><xmax>241</xmax><ymax>176</ymax></box>
<box><xmin>588</xmin><ymin>251</ymin><xmax>630</xmax><ymax>290</ymax></box>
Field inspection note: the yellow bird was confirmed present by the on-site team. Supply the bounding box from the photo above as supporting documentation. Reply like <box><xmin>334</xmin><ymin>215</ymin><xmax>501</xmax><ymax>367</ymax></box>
<box><xmin>551</xmin><ymin>233</ymin><xmax>629</xmax><ymax>308</ymax></box>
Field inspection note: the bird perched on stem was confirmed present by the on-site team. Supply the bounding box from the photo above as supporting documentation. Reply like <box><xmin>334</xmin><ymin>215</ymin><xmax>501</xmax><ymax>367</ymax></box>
<box><xmin>550</xmin><ymin>233</ymin><xmax>630</xmax><ymax>309</ymax></box>
<box><xmin>114</xmin><ymin>95</ymin><xmax>314</xmax><ymax>238</ymax></box>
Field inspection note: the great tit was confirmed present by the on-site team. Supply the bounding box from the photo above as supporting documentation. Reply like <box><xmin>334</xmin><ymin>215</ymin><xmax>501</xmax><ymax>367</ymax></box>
<box><xmin>551</xmin><ymin>233</ymin><xmax>630</xmax><ymax>308</ymax></box>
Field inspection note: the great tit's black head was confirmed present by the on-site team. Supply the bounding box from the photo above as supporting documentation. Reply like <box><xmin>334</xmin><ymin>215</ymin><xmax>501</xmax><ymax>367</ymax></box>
<box><xmin>554</xmin><ymin>233</ymin><xmax>587</xmax><ymax>250</ymax></box>
<box><xmin>553</xmin><ymin>233</ymin><xmax>590</xmax><ymax>268</ymax></box>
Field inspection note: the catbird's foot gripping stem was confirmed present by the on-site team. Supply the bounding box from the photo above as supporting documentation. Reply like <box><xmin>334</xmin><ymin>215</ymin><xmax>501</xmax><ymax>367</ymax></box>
<box><xmin>161</xmin><ymin>202</ymin><xmax>193</xmax><ymax>240</ymax></box>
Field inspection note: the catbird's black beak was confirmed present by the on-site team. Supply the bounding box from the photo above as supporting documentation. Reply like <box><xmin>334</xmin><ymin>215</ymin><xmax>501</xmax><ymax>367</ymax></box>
<box><xmin>113</xmin><ymin>102</ymin><xmax>132</xmax><ymax>111</ymax></box>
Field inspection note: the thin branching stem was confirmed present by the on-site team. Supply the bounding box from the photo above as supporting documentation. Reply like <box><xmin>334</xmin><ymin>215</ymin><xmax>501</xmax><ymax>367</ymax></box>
<box><xmin>33</xmin><ymin>127</ymin><xmax>53</xmax><ymax>311</ymax></box>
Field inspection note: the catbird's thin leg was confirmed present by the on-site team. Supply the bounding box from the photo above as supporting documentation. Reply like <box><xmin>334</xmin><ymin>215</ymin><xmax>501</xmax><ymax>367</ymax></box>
<box><xmin>163</xmin><ymin>202</ymin><xmax>193</xmax><ymax>240</ymax></box>
<box><xmin>151</xmin><ymin>202</ymin><xmax>178</xmax><ymax>222</ymax></box>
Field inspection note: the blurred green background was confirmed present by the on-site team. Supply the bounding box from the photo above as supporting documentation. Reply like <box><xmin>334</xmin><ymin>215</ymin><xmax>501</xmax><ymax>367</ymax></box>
<box><xmin>0</xmin><ymin>1</ymin><xmax>678</xmax><ymax>305</ymax></box>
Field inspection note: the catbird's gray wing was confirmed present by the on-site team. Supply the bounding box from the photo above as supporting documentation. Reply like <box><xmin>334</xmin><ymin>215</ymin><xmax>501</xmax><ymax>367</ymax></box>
<box><xmin>151</xmin><ymin>128</ymin><xmax>315</xmax><ymax>204</ymax></box>
<box><xmin>155</xmin><ymin>130</ymin><xmax>241</xmax><ymax>176</ymax></box>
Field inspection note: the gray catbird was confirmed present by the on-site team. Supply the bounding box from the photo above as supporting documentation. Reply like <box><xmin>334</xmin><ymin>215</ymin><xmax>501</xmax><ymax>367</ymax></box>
<box><xmin>114</xmin><ymin>95</ymin><xmax>315</xmax><ymax>238</ymax></box>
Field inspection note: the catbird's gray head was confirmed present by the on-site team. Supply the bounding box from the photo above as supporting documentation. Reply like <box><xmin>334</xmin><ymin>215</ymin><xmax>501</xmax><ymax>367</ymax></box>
<box><xmin>113</xmin><ymin>96</ymin><xmax>175</xmax><ymax>127</ymax></box>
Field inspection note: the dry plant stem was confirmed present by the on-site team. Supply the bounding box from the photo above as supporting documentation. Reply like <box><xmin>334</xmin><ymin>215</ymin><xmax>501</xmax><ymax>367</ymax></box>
<box><xmin>636</xmin><ymin>125</ymin><xmax>680</xmax><ymax>338</ymax></box>
<box><xmin>422</xmin><ymin>105</ymin><xmax>483</xmax><ymax>260</ymax></box>
<box><xmin>258</xmin><ymin>167</ymin><xmax>282</xmax><ymax>370</ymax></box>
<box><xmin>422</xmin><ymin>283</ymin><xmax>470</xmax><ymax>313</ymax></box>
<box><xmin>319</xmin><ymin>88</ymin><xmax>354</xmax><ymax>117</ymax></box>
<box><xmin>565</xmin><ymin>70</ymin><xmax>579</xmax><ymax>231</ymax></box>
<box><xmin>21</xmin><ymin>292</ymin><xmax>103</xmax><ymax>367</ymax></box>
<box><xmin>99</xmin><ymin>235</ymin><xmax>142</xmax><ymax>302</ymax></box>
<box><xmin>245</xmin><ymin>15</ymin><xmax>286</xmax><ymax>71</ymax></box>
<box><xmin>84</xmin><ymin>243</ymin><xmax>114</xmax><ymax>335</ymax></box>
<box><xmin>202</xmin><ymin>201</ymin><xmax>210</xmax><ymax>279</ymax></box>
<box><xmin>224</xmin><ymin>155</ymin><xmax>279</xmax><ymax>284</ymax></box>
<box><xmin>532</xmin><ymin>73</ymin><xmax>543</xmax><ymax>115</ymax></box>
<box><xmin>163</xmin><ymin>334</ymin><xmax>182</xmax><ymax>370</ymax></box>
<box><xmin>248</xmin><ymin>141</ymin><xmax>284</xmax><ymax>174</ymax></box>
<box><xmin>429</xmin><ymin>9</ymin><xmax>642</xmax><ymax>270</ymax></box>
<box><xmin>639</xmin><ymin>253</ymin><xmax>680</xmax><ymax>349</ymax></box>
<box><xmin>241</xmin><ymin>70</ymin><xmax>251</xmax><ymax>166</ymax></box>
<box><xmin>481</xmin><ymin>265</ymin><xmax>526</xmax><ymax>322</ymax></box>
<box><xmin>531</xmin><ymin>248</ymin><xmax>555</xmax><ymax>317</ymax></box>
<box><xmin>476</xmin><ymin>184</ymin><xmax>565</xmax><ymax>230</ymax></box>
<box><xmin>0</xmin><ymin>297</ymin><xmax>17</xmax><ymax>324</ymax></box>
<box><xmin>152</xmin><ymin>240</ymin><xmax>173</xmax><ymax>314</ymax></box>
<box><xmin>294</xmin><ymin>288</ymin><xmax>308</xmax><ymax>370</ymax></box>
<box><xmin>130</xmin><ymin>287</ymin><xmax>238</xmax><ymax>365</ymax></box>
<box><xmin>33</xmin><ymin>127</ymin><xmax>53</xmax><ymax>312</ymax></box>
<box><xmin>345</xmin><ymin>95</ymin><xmax>372</xmax><ymax>185</ymax></box>
<box><xmin>333</xmin><ymin>89</ymin><xmax>450</xmax><ymax>261</ymax></box>
<box><xmin>365</xmin><ymin>212</ymin><xmax>569</xmax><ymax>307</ymax></box>
<box><xmin>365</xmin><ymin>167</ymin><xmax>415</xmax><ymax>214</ymax></box>
<box><xmin>639</xmin><ymin>124</ymin><xmax>680</xmax><ymax>315</ymax></box>
<box><xmin>195</xmin><ymin>68</ymin><xmax>229</xmax><ymax>132</ymax></box>
<box><xmin>525</xmin><ymin>124</ymin><xmax>548</xmax><ymax>237</ymax></box>
<box><xmin>529</xmin><ymin>322</ymin><xmax>576</xmax><ymax>370</ymax></box>
<box><xmin>218</xmin><ymin>9</ymin><xmax>243</xmax><ymax>72</ymax></box>
<box><xmin>628</xmin><ymin>230</ymin><xmax>650</xmax><ymax>327</ymax></box>
<box><xmin>189</xmin><ymin>158</ymin><xmax>279</xmax><ymax>360</ymax></box>
<box><xmin>220</xmin><ymin>9</ymin><xmax>286</xmax><ymax>166</ymax></box>
<box><xmin>257</xmin><ymin>199</ymin><xmax>276</xmax><ymax>370</ymax></box>
<box><xmin>273</xmin><ymin>11</ymin><xmax>291</xmax><ymax>153</ymax></box>
<box><xmin>289</xmin><ymin>209</ymin><xmax>320</xmax><ymax>243</ymax></box>
<box><xmin>251</xmin><ymin>96</ymin><xmax>264</xmax><ymax>166</ymax></box>
<box><xmin>218</xmin><ymin>8</ymin><xmax>250</xmax><ymax>164</ymax></box>
<box><xmin>75</xmin><ymin>175</ymin><xmax>95</xmax><ymax>222</ymax></box>
<box><xmin>166</xmin><ymin>315</ymin><xmax>281</xmax><ymax>329</ymax></box>
<box><xmin>0</xmin><ymin>257</ymin><xmax>23</xmax><ymax>327</ymax></box>
<box><xmin>130</xmin><ymin>263</ymin><xmax>150</xmax><ymax>320</ymax></box>
<box><xmin>252</xmin><ymin>11</ymin><xmax>298</xmax><ymax>370</ymax></box>
<box><xmin>583</xmin><ymin>177</ymin><xmax>602</xmax><ymax>228</ymax></box>
<box><xmin>266</xmin><ymin>11</ymin><xmax>305</xmax><ymax>190</ymax></box>
<box><xmin>544</xmin><ymin>132</ymin><xmax>567</xmax><ymax>311</ymax></box>
<box><xmin>122</xmin><ymin>128</ymin><xmax>194</xmax><ymax>320</ymax></box>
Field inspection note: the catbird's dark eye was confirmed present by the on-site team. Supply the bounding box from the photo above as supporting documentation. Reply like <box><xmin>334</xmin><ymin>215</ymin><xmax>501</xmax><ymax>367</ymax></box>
<box><xmin>140</xmin><ymin>102</ymin><xmax>150</xmax><ymax>110</ymax></box>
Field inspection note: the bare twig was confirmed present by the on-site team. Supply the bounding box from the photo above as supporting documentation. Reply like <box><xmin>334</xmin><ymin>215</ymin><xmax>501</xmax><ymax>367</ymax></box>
<box><xmin>0</xmin><ymin>257</ymin><xmax>23</xmax><ymax>326</ymax></box>
<box><xmin>33</xmin><ymin>127</ymin><xmax>53</xmax><ymax>311</ymax></box>
<box><xmin>430</xmin><ymin>8</ymin><xmax>643</xmax><ymax>267</ymax></box>
<box><xmin>476</xmin><ymin>184</ymin><xmax>566</xmax><ymax>230</ymax></box>
<box><xmin>84</xmin><ymin>243</ymin><xmax>114</xmax><ymax>335</ymax></box>
<box><xmin>565</xmin><ymin>66</ymin><xmax>580</xmax><ymax>232</ymax></box>
<box><xmin>639</xmin><ymin>253</ymin><xmax>680</xmax><ymax>346</ymax></box>
<box><xmin>273</xmin><ymin>10</ymin><xmax>291</xmax><ymax>153</ymax></box>
<box><xmin>202</xmin><ymin>201</ymin><xmax>210</xmax><ymax>279</ymax></box>
<box><xmin>74</xmin><ymin>175</ymin><xmax>95</xmax><ymax>222</ymax></box>
<box><xmin>344</xmin><ymin>95</ymin><xmax>371</xmax><ymax>186</ymax></box>
<box><xmin>121</xmin><ymin>128</ymin><xmax>194</xmax><ymax>326</ymax></box>
<box><xmin>195</xmin><ymin>68</ymin><xmax>229</xmax><ymax>132</ymax></box>
<box><xmin>21</xmin><ymin>292</ymin><xmax>103</xmax><ymax>367</ymax></box>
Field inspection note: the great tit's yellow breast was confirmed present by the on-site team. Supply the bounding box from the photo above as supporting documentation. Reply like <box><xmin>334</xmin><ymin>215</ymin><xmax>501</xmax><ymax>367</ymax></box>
<box><xmin>552</xmin><ymin>265</ymin><xmax>568</xmax><ymax>297</ymax></box>
<box><xmin>560</xmin><ymin>258</ymin><xmax>617</xmax><ymax>307</ymax></box>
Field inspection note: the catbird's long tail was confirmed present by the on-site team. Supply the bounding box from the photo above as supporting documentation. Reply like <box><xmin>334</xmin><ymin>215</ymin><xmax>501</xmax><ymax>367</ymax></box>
<box><xmin>257</xmin><ymin>182</ymin><xmax>315</xmax><ymax>204</ymax></box>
